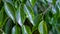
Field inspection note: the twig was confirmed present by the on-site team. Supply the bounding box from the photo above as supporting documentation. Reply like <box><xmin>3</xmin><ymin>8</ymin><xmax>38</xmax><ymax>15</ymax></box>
<box><xmin>0</xmin><ymin>28</ymin><xmax>3</xmax><ymax>32</ymax></box>
<box><xmin>0</xmin><ymin>28</ymin><xmax>5</xmax><ymax>34</ymax></box>
<box><xmin>43</xmin><ymin>4</ymin><xmax>52</xmax><ymax>15</ymax></box>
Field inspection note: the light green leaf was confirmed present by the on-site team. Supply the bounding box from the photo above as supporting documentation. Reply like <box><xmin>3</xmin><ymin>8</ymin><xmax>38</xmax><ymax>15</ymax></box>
<box><xmin>22</xmin><ymin>25</ymin><xmax>32</xmax><ymax>34</ymax></box>
<box><xmin>4</xmin><ymin>2</ymin><xmax>15</xmax><ymax>23</ymax></box>
<box><xmin>38</xmin><ymin>21</ymin><xmax>48</xmax><ymax>34</ymax></box>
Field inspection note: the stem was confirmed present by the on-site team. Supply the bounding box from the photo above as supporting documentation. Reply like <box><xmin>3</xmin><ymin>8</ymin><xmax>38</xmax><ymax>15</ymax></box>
<box><xmin>43</xmin><ymin>4</ymin><xmax>52</xmax><ymax>15</ymax></box>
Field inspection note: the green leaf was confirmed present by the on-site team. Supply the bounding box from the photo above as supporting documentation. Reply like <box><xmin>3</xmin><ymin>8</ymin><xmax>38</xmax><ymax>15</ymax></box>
<box><xmin>4</xmin><ymin>2</ymin><xmax>15</xmax><ymax>23</ymax></box>
<box><xmin>3</xmin><ymin>0</ymin><xmax>14</xmax><ymax>6</ymax></box>
<box><xmin>29</xmin><ymin>0</ymin><xmax>37</xmax><ymax>7</ymax></box>
<box><xmin>22</xmin><ymin>25</ymin><xmax>32</xmax><ymax>34</ymax></box>
<box><xmin>24</xmin><ymin>5</ymin><xmax>35</xmax><ymax>25</ymax></box>
<box><xmin>15</xmin><ymin>6</ymin><xmax>26</xmax><ymax>27</ymax></box>
<box><xmin>0</xmin><ymin>9</ymin><xmax>3</xmax><ymax>28</ymax></box>
<box><xmin>4</xmin><ymin>19</ymin><xmax>14</xmax><ymax>34</ymax></box>
<box><xmin>12</xmin><ymin>25</ymin><xmax>21</xmax><ymax>34</ymax></box>
<box><xmin>32</xmin><ymin>14</ymin><xmax>42</xmax><ymax>32</ymax></box>
<box><xmin>33</xmin><ymin>5</ymin><xmax>38</xmax><ymax>15</ymax></box>
<box><xmin>52</xmin><ymin>0</ymin><xmax>57</xmax><ymax>5</ymax></box>
<box><xmin>38</xmin><ymin>21</ymin><xmax>48</xmax><ymax>34</ymax></box>
<box><xmin>34</xmin><ymin>14</ymin><xmax>42</xmax><ymax>26</ymax></box>
<box><xmin>0</xmin><ymin>7</ymin><xmax>7</xmax><ymax>28</ymax></box>
<box><xmin>20</xmin><ymin>0</ymin><xmax>27</xmax><ymax>3</ymax></box>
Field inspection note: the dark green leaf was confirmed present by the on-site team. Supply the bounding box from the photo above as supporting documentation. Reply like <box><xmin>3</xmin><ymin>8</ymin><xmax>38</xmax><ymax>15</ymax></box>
<box><xmin>4</xmin><ymin>19</ymin><xmax>14</xmax><ymax>34</ymax></box>
<box><xmin>0</xmin><ymin>9</ymin><xmax>3</xmax><ymax>28</ymax></box>
<box><xmin>20</xmin><ymin>0</ymin><xmax>27</xmax><ymax>3</ymax></box>
<box><xmin>0</xmin><ymin>7</ymin><xmax>7</xmax><ymax>28</ymax></box>
<box><xmin>34</xmin><ymin>14</ymin><xmax>42</xmax><ymax>26</ymax></box>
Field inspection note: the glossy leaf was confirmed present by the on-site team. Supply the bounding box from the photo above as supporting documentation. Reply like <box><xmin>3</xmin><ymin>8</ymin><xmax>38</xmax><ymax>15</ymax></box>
<box><xmin>22</xmin><ymin>25</ymin><xmax>32</xmax><ymax>34</ymax></box>
<box><xmin>15</xmin><ymin>6</ymin><xmax>26</xmax><ymax>27</ymax></box>
<box><xmin>12</xmin><ymin>25</ymin><xmax>21</xmax><ymax>34</ymax></box>
<box><xmin>38</xmin><ymin>21</ymin><xmax>48</xmax><ymax>34</ymax></box>
<box><xmin>4</xmin><ymin>2</ymin><xmax>15</xmax><ymax>23</ymax></box>
<box><xmin>24</xmin><ymin>5</ymin><xmax>35</xmax><ymax>25</ymax></box>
